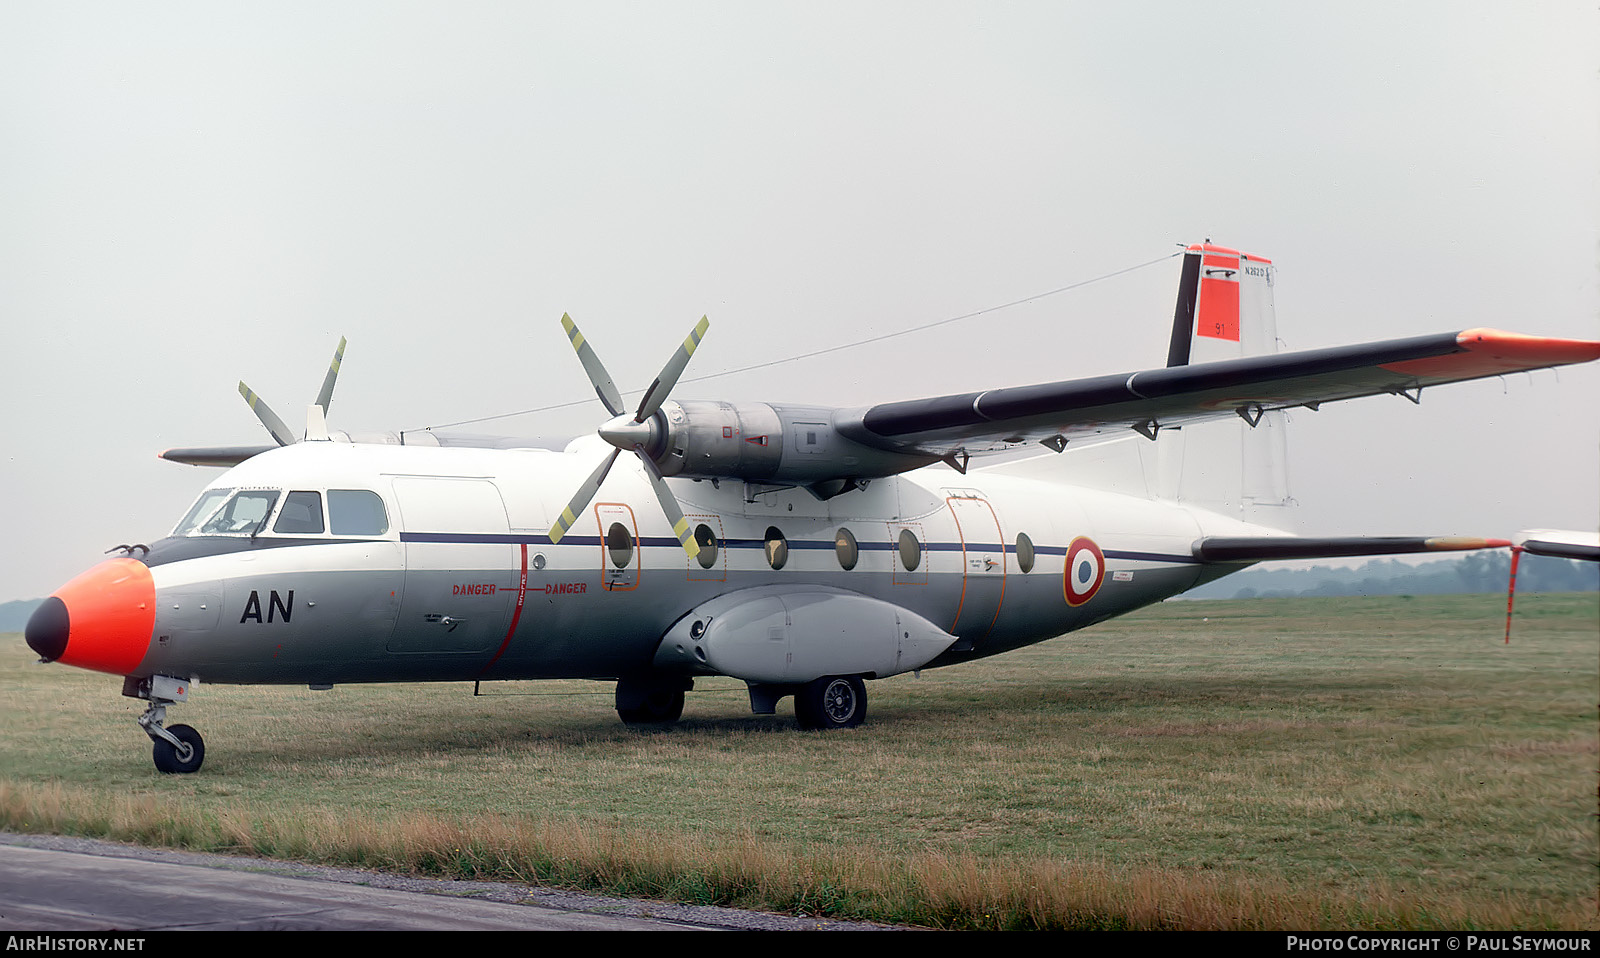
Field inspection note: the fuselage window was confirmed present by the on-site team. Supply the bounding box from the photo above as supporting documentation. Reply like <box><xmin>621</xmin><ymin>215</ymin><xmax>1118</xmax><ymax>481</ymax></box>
<box><xmin>764</xmin><ymin>527</ymin><xmax>788</xmax><ymax>570</ymax></box>
<box><xmin>607</xmin><ymin>522</ymin><xmax>634</xmax><ymax>569</ymax></box>
<box><xmin>173</xmin><ymin>488</ymin><xmax>234</xmax><ymax>536</ymax></box>
<box><xmin>898</xmin><ymin>528</ymin><xmax>921</xmax><ymax>572</ymax></box>
<box><xmin>694</xmin><ymin>523</ymin><xmax>718</xmax><ymax>570</ymax></box>
<box><xmin>835</xmin><ymin>527</ymin><xmax>858</xmax><ymax>571</ymax></box>
<box><xmin>199</xmin><ymin>490</ymin><xmax>281</xmax><ymax>536</ymax></box>
<box><xmin>273</xmin><ymin>491</ymin><xmax>325</xmax><ymax>535</ymax></box>
<box><xmin>1016</xmin><ymin>532</ymin><xmax>1036</xmax><ymax>574</ymax></box>
<box><xmin>328</xmin><ymin>490</ymin><xmax>389</xmax><ymax>535</ymax></box>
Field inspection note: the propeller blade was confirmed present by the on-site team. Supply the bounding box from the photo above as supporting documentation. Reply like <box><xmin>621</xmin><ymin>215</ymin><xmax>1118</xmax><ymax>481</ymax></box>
<box><xmin>638</xmin><ymin>452</ymin><xmax>700</xmax><ymax>559</ymax></box>
<box><xmin>315</xmin><ymin>336</ymin><xmax>347</xmax><ymax>414</ymax></box>
<box><xmin>238</xmin><ymin>382</ymin><xmax>296</xmax><ymax>446</ymax></box>
<box><xmin>561</xmin><ymin>314</ymin><xmax>626</xmax><ymax>417</ymax></box>
<box><xmin>548</xmin><ymin>448</ymin><xmax>621</xmax><ymax>544</ymax></box>
<box><xmin>634</xmin><ymin>316</ymin><xmax>709</xmax><ymax>422</ymax></box>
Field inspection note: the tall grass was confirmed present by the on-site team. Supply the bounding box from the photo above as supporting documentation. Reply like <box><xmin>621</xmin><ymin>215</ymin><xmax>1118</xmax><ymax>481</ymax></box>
<box><xmin>2</xmin><ymin>593</ymin><xmax>1595</xmax><ymax>929</ymax></box>
<box><xmin>1</xmin><ymin>779</ymin><xmax>1583</xmax><ymax>929</ymax></box>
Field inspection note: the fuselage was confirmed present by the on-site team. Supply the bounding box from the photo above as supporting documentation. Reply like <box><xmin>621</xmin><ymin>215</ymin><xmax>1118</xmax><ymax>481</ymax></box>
<box><xmin>31</xmin><ymin>439</ymin><xmax>1268</xmax><ymax>688</ymax></box>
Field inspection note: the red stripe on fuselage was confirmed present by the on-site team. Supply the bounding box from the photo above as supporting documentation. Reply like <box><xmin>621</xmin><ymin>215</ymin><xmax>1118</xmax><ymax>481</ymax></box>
<box><xmin>481</xmin><ymin>543</ymin><xmax>528</xmax><ymax>674</ymax></box>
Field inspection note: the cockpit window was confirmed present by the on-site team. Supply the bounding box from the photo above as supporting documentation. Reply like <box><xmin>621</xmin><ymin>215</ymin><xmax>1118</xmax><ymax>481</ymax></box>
<box><xmin>273</xmin><ymin>491</ymin><xmax>325</xmax><ymax>534</ymax></box>
<box><xmin>198</xmin><ymin>490</ymin><xmax>281</xmax><ymax>536</ymax></box>
<box><xmin>328</xmin><ymin>490</ymin><xmax>389</xmax><ymax>535</ymax></box>
<box><xmin>172</xmin><ymin>488</ymin><xmax>234</xmax><ymax>536</ymax></box>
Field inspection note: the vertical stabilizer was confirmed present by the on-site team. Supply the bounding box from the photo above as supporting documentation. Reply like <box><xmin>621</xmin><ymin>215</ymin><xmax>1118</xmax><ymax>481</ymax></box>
<box><xmin>1157</xmin><ymin>243</ymin><xmax>1294</xmax><ymax>528</ymax></box>
<box><xmin>1167</xmin><ymin>242</ymin><xmax>1278</xmax><ymax>366</ymax></box>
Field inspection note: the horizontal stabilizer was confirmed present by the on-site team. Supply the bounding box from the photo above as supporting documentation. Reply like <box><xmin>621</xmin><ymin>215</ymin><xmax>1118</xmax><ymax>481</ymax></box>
<box><xmin>159</xmin><ymin>445</ymin><xmax>278</xmax><ymax>467</ymax></box>
<box><xmin>1193</xmin><ymin>535</ymin><xmax>1511</xmax><ymax>563</ymax></box>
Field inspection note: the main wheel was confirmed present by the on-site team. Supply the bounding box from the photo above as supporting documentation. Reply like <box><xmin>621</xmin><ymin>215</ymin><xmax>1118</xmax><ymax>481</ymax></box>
<box><xmin>616</xmin><ymin>687</ymin><xmax>685</xmax><ymax>725</ymax></box>
<box><xmin>152</xmin><ymin>724</ymin><xmax>205</xmax><ymax>774</ymax></box>
<box><xmin>794</xmin><ymin>676</ymin><xmax>866</xmax><ymax>730</ymax></box>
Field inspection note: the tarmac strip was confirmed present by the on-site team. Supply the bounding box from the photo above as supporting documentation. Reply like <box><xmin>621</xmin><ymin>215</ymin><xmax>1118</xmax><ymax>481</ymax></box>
<box><xmin>0</xmin><ymin>832</ymin><xmax>898</xmax><ymax>931</ymax></box>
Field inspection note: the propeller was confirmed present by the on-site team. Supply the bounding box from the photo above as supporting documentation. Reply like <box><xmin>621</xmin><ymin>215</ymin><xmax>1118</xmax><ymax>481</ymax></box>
<box><xmin>237</xmin><ymin>337</ymin><xmax>347</xmax><ymax>445</ymax></box>
<box><xmin>549</xmin><ymin>314</ymin><xmax>708</xmax><ymax>558</ymax></box>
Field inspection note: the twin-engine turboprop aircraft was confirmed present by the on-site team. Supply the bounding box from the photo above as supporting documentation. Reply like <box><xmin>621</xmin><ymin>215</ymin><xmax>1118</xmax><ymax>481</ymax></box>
<box><xmin>25</xmin><ymin>243</ymin><xmax>1600</xmax><ymax>773</ymax></box>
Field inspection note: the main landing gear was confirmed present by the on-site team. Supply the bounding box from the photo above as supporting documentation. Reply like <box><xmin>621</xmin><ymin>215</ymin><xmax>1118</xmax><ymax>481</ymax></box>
<box><xmin>793</xmin><ymin>675</ymin><xmax>867</xmax><ymax>730</ymax></box>
<box><xmin>747</xmin><ymin>675</ymin><xmax>870</xmax><ymax>730</ymax></box>
<box><xmin>125</xmin><ymin>675</ymin><xmax>205</xmax><ymax>774</ymax></box>
<box><xmin>615</xmin><ymin>676</ymin><xmax>691</xmax><ymax>725</ymax></box>
<box><xmin>619</xmin><ymin>674</ymin><xmax>870</xmax><ymax>730</ymax></box>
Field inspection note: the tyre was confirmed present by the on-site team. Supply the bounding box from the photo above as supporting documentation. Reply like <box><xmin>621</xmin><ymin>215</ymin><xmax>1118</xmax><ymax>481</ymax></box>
<box><xmin>152</xmin><ymin>724</ymin><xmax>205</xmax><ymax>774</ymax></box>
<box><xmin>794</xmin><ymin>676</ymin><xmax>866</xmax><ymax>730</ymax></box>
<box><xmin>616</xmin><ymin>687</ymin><xmax>685</xmax><ymax>725</ymax></box>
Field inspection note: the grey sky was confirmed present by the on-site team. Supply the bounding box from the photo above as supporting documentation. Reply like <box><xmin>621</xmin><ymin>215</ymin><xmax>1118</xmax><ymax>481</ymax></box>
<box><xmin>2</xmin><ymin>2</ymin><xmax>1596</xmax><ymax>602</ymax></box>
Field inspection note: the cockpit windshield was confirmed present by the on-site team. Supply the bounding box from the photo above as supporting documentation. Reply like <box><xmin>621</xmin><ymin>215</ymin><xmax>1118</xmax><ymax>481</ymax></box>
<box><xmin>194</xmin><ymin>489</ymin><xmax>282</xmax><ymax>536</ymax></box>
<box><xmin>172</xmin><ymin>486</ymin><xmax>391</xmax><ymax>538</ymax></box>
<box><xmin>172</xmin><ymin>488</ymin><xmax>235</xmax><ymax>536</ymax></box>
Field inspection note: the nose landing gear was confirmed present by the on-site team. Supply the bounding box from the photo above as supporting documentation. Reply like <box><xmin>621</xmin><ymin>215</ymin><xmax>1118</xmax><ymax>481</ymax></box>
<box><xmin>125</xmin><ymin>675</ymin><xmax>206</xmax><ymax>774</ymax></box>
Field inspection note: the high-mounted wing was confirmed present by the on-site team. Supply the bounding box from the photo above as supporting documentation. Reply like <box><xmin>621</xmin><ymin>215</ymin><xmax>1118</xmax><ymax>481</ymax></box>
<box><xmin>835</xmin><ymin>328</ymin><xmax>1600</xmax><ymax>457</ymax></box>
<box><xmin>159</xmin><ymin>444</ymin><xmax>280</xmax><ymax>468</ymax></box>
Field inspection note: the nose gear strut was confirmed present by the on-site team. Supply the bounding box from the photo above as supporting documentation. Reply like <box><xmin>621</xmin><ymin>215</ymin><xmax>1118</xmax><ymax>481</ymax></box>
<box><xmin>124</xmin><ymin>675</ymin><xmax>206</xmax><ymax>774</ymax></box>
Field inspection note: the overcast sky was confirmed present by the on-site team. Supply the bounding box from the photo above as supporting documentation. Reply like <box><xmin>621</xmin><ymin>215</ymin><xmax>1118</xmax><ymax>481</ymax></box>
<box><xmin>2</xmin><ymin>2</ymin><xmax>1596</xmax><ymax>602</ymax></box>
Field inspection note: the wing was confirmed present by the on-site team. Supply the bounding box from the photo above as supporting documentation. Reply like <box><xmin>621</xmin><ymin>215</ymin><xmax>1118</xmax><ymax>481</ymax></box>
<box><xmin>835</xmin><ymin>328</ymin><xmax>1600</xmax><ymax>456</ymax></box>
<box><xmin>159</xmin><ymin>445</ymin><xmax>279</xmax><ymax>467</ymax></box>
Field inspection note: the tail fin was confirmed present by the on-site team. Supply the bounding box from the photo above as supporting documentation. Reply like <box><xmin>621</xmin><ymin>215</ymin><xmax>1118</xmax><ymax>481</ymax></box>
<box><xmin>1166</xmin><ymin>242</ymin><xmax>1279</xmax><ymax>366</ymax></box>
<box><xmin>1156</xmin><ymin>242</ymin><xmax>1294</xmax><ymax>526</ymax></box>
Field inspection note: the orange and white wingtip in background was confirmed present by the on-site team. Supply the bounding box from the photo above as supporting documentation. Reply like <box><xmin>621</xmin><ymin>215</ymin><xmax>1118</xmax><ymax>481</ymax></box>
<box><xmin>1511</xmin><ymin>529</ymin><xmax>1600</xmax><ymax>560</ymax></box>
<box><xmin>1503</xmin><ymin>529</ymin><xmax>1599</xmax><ymax>643</ymax></box>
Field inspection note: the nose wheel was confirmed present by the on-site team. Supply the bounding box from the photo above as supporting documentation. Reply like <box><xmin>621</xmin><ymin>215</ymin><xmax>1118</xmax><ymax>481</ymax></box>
<box><xmin>129</xmin><ymin>676</ymin><xmax>206</xmax><ymax>774</ymax></box>
<box><xmin>151</xmin><ymin>723</ymin><xmax>205</xmax><ymax>774</ymax></box>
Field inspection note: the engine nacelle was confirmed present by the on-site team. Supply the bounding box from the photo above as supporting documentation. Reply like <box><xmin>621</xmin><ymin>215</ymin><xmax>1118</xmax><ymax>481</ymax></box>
<box><xmin>649</xmin><ymin>400</ymin><xmax>932</xmax><ymax>487</ymax></box>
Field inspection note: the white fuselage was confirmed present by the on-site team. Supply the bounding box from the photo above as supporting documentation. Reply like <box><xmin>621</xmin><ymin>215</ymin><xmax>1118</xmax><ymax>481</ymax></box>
<box><xmin>131</xmin><ymin>440</ymin><xmax>1267</xmax><ymax>687</ymax></box>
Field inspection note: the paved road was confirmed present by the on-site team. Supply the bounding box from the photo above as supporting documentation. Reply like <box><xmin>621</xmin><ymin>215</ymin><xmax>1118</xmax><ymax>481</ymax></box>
<box><xmin>0</xmin><ymin>833</ymin><xmax>892</xmax><ymax>931</ymax></box>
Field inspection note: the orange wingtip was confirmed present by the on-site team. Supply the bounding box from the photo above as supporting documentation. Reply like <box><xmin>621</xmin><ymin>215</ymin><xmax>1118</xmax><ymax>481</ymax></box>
<box><xmin>1422</xmin><ymin>537</ymin><xmax>1512</xmax><ymax>552</ymax></box>
<box><xmin>1456</xmin><ymin>328</ymin><xmax>1600</xmax><ymax>361</ymax></box>
<box><xmin>1382</xmin><ymin>328</ymin><xmax>1600</xmax><ymax>378</ymax></box>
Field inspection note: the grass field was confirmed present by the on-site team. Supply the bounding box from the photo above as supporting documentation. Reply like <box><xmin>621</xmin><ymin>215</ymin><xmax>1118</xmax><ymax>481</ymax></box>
<box><xmin>3</xmin><ymin>593</ymin><xmax>1595</xmax><ymax>929</ymax></box>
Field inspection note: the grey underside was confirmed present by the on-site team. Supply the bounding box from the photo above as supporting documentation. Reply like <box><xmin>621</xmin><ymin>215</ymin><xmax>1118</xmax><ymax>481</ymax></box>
<box><xmin>137</xmin><ymin>549</ymin><xmax>1210</xmax><ymax>686</ymax></box>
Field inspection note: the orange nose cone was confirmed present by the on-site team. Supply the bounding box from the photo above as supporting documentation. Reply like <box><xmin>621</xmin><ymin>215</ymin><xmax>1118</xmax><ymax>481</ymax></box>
<box><xmin>27</xmin><ymin>558</ymin><xmax>156</xmax><ymax>675</ymax></box>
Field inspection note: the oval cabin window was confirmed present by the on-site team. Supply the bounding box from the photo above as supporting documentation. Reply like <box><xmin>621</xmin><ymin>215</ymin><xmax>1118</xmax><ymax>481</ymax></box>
<box><xmin>607</xmin><ymin>522</ymin><xmax>634</xmax><ymax>569</ymax></box>
<box><xmin>898</xmin><ymin>528</ymin><xmax>921</xmax><ymax>572</ymax></box>
<box><xmin>764</xmin><ymin>527</ymin><xmax>788</xmax><ymax>570</ymax></box>
<box><xmin>835</xmin><ymin>527</ymin><xmax>859</xmax><ymax>571</ymax></box>
<box><xmin>1016</xmin><ymin>532</ymin><xmax>1036</xmax><ymax>574</ymax></box>
<box><xmin>694</xmin><ymin>523</ymin><xmax>719</xmax><ymax>570</ymax></box>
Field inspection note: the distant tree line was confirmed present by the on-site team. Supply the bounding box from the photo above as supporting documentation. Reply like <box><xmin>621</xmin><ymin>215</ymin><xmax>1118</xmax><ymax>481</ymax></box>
<box><xmin>1185</xmin><ymin>552</ymin><xmax>1599</xmax><ymax>600</ymax></box>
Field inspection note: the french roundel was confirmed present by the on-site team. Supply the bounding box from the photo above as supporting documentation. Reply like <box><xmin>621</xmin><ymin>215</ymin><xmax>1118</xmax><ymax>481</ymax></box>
<box><xmin>1063</xmin><ymin>536</ymin><xmax>1105</xmax><ymax>607</ymax></box>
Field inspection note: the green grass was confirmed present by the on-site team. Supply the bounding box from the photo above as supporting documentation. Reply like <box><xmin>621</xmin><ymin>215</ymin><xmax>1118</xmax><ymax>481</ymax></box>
<box><xmin>2</xmin><ymin>593</ymin><xmax>1595</xmax><ymax>929</ymax></box>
